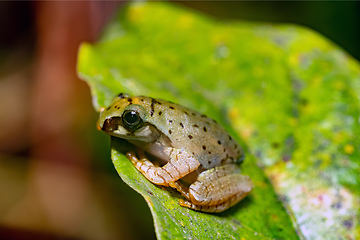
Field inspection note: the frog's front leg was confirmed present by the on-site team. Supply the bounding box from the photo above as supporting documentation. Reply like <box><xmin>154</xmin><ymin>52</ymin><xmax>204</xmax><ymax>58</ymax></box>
<box><xmin>180</xmin><ymin>164</ymin><xmax>253</xmax><ymax>212</ymax></box>
<box><xmin>126</xmin><ymin>147</ymin><xmax>200</xmax><ymax>187</ymax></box>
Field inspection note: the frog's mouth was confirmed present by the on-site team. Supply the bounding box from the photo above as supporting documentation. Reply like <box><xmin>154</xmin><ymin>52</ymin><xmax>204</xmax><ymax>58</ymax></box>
<box><xmin>101</xmin><ymin>117</ymin><xmax>161</xmax><ymax>143</ymax></box>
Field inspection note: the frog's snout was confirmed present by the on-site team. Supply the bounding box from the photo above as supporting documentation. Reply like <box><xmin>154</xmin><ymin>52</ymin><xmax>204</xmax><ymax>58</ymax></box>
<box><xmin>100</xmin><ymin>117</ymin><xmax>121</xmax><ymax>132</ymax></box>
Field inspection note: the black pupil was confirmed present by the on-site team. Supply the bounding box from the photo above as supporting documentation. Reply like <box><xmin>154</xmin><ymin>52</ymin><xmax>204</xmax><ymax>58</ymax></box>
<box><xmin>124</xmin><ymin>110</ymin><xmax>138</xmax><ymax>124</ymax></box>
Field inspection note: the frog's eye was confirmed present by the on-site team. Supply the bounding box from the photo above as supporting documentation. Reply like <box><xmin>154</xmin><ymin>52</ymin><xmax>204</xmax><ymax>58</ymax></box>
<box><xmin>122</xmin><ymin>110</ymin><xmax>143</xmax><ymax>130</ymax></box>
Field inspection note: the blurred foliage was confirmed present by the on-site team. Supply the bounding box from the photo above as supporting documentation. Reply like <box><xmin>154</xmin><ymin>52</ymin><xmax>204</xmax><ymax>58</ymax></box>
<box><xmin>78</xmin><ymin>2</ymin><xmax>360</xmax><ymax>239</ymax></box>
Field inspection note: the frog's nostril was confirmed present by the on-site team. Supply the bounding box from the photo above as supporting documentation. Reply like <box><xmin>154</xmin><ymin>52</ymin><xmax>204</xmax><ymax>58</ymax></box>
<box><xmin>102</xmin><ymin>117</ymin><xmax>121</xmax><ymax>132</ymax></box>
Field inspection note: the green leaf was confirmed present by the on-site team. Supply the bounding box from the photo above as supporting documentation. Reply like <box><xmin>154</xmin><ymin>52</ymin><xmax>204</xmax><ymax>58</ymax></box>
<box><xmin>110</xmin><ymin>138</ymin><xmax>296</xmax><ymax>239</ymax></box>
<box><xmin>78</xmin><ymin>2</ymin><xmax>360</xmax><ymax>239</ymax></box>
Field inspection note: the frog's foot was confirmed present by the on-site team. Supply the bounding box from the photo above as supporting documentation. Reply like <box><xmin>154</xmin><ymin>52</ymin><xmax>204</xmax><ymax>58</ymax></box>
<box><xmin>179</xmin><ymin>187</ymin><xmax>251</xmax><ymax>213</ymax></box>
<box><xmin>169</xmin><ymin>181</ymin><xmax>191</xmax><ymax>200</ymax></box>
<box><xmin>126</xmin><ymin>148</ymin><xmax>200</xmax><ymax>187</ymax></box>
<box><xmin>126</xmin><ymin>151</ymin><xmax>169</xmax><ymax>186</ymax></box>
<box><xmin>179</xmin><ymin>164</ymin><xmax>253</xmax><ymax>212</ymax></box>
<box><xmin>179</xmin><ymin>199</ymin><xmax>239</xmax><ymax>213</ymax></box>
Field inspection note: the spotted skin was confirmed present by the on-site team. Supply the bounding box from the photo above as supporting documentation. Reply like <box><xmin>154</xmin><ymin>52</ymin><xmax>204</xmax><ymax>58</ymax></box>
<box><xmin>98</xmin><ymin>94</ymin><xmax>253</xmax><ymax>212</ymax></box>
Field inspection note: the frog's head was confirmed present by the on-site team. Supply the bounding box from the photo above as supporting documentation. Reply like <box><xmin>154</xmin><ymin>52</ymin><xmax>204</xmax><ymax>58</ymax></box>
<box><xmin>97</xmin><ymin>94</ymin><xmax>154</xmax><ymax>142</ymax></box>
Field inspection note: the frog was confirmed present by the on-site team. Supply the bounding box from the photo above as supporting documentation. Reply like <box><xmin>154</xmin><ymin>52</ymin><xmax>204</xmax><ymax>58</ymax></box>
<box><xmin>98</xmin><ymin>93</ymin><xmax>253</xmax><ymax>212</ymax></box>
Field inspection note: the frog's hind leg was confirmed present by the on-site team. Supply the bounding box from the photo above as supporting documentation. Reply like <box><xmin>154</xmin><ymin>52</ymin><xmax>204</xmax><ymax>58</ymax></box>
<box><xmin>179</xmin><ymin>164</ymin><xmax>253</xmax><ymax>213</ymax></box>
<box><xmin>126</xmin><ymin>147</ymin><xmax>200</xmax><ymax>187</ymax></box>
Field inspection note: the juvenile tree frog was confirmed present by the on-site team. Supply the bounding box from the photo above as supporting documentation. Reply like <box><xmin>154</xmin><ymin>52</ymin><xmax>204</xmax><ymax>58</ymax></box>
<box><xmin>98</xmin><ymin>94</ymin><xmax>253</xmax><ymax>212</ymax></box>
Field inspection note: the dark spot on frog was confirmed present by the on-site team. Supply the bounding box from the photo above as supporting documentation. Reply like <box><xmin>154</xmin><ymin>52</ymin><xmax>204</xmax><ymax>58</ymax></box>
<box><xmin>208</xmin><ymin>151</ymin><xmax>211</xmax><ymax>154</ymax></box>
<box><xmin>234</xmin><ymin>144</ymin><xmax>238</xmax><ymax>149</ymax></box>
<box><xmin>223</xmin><ymin>148</ymin><xmax>226</xmax><ymax>152</ymax></box>
<box><xmin>159</xmin><ymin>111</ymin><xmax>162</xmax><ymax>116</ymax></box>
<box><xmin>140</xmin><ymin>98</ymin><xmax>144</xmax><ymax>102</ymax></box>
<box><xmin>228</xmin><ymin>135</ymin><xmax>232</xmax><ymax>141</ymax></box>
<box><xmin>201</xmin><ymin>114</ymin><xmax>206</xmax><ymax>118</ymax></box>
<box><xmin>150</xmin><ymin>98</ymin><xmax>160</xmax><ymax>117</ymax></box>
<box><xmin>193</xmin><ymin>124</ymin><xmax>199</xmax><ymax>128</ymax></box>
<box><xmin>202</xmin><ymin>145</ymin><xmax>206</xmax><ymax>150</ymax></box>
<box><xmin>169</xmin><ymin>106</ymin><xmax>175</xmax><ymax>110</ymax></box>
<box><xmin>188</xmin><ymin>135</ymin><xmax>193</xmax><ymax>139</ymax></box>
<box><xmin>183</xmin><ymin>111</ymin><xmax>189</xmax><ymax>115</ymax></box>
<box><xmin>203</xmin><ymin>126</ymin><xmax>207</xmax><ymax>132</ymax></box>
<box><xmin>146</xmin><ymin>190</ymin><xmax>154</xmax><ymax>196</ymax></box>
<box><xmin>106</xmin><ymin>106</ymin><xmax>111</xmax><ymax>110</ymax></box>
<box><xmin>192</xmin><ymin>113</ymin><xmax>196</xmax><ymax>116</ymax></box>
<box><xmin>127</xmin><ymin>98</ymin><xmax>133</xmax><ymax>104</ymax></box>
<box><xmin>343</xmin><ymin>219</ymin><xmax>353</xmax><ymax>229</ymax></box>
<box><xmin>168</xmin><ymin>120</ymin><xmax>173</xmax><ymax>123</ymax></box>
<box><xmin>218</xmin><ymin>140</ymin><xmax>221</xmax><ymax>145</ymax></box>
<box><xmin>169</xmin><ymin>130</ymin><xmax>172</xmax><ymax>134</ymax></box>
<box><xmin>272</xmin><ymin>142</ymin><xmax>280</xmax><ymax>148</ymax></box>
<box><xmin>208</xmin><ymin>161</ymin><xmax>211</xmax><ymax>165</ymax></box>
<box><xmin>180</xmin><ymin>122</ymin><xmax>184</xmax><ymax>128</ymax></box>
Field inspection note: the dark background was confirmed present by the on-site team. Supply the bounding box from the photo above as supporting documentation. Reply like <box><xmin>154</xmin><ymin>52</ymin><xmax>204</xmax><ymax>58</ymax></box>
<box><xmin>0</xmin><ymin>1</ymin><xmax>358</xmax><ymax>240</ymax></box>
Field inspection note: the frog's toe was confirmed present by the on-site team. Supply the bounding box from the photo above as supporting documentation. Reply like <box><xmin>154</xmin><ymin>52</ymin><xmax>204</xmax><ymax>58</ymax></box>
<box><xmin>178</xmin><ymin>199</ymin><xmax>228</xmax><ymax>213</ymax></box>
<box><xmin>126</xmin><ymin>151</ymin><xmax>138</xmax><ymax>163</ymax></box>
<box><xmin>179</xmin><ymin>199</ymin><xmax>192</xmax><ymax>209</ymax></box>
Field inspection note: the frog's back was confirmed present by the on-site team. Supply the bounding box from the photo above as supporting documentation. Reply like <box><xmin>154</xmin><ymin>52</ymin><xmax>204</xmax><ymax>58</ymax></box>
<box><xmin>131</xmin><ymin>96</ymin><xmax>244</xmax><ymax>170</ymax></box>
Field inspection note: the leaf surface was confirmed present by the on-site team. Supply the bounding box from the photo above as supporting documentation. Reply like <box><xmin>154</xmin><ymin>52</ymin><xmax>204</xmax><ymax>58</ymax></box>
<box><xmin>78</xmin><ymin>2</ymin><xmax>360</xmax><ymax>239</ymax></box>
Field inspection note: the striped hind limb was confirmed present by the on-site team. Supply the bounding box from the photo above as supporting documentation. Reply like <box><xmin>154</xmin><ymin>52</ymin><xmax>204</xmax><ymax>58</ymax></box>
<box><xmin>126</xmin><ymin>147</ymin><xmax>200</xmax><ymax>187</ymax></box>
